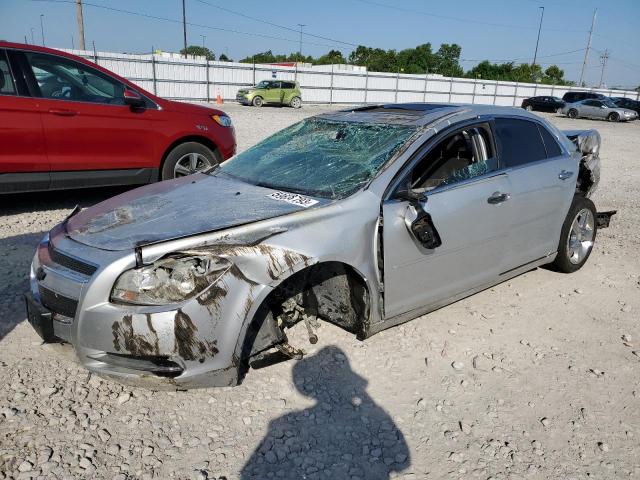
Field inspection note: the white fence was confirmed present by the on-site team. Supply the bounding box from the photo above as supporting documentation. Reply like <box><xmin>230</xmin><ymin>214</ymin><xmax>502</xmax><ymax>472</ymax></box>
<box><xmin>62</xmin><ymin>48</ymin><xmax>640</xmax><ymax>106</ymax></box>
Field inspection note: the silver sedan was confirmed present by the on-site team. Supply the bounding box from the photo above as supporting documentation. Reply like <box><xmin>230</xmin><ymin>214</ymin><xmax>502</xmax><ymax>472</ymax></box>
<box><xmin>26</xmin><ymin>103</ymin><xmax>612</xmax><ymax>389</ymax></box>
<box><xmin>561</xmin><ymin>98</ymin><xmax>638</xmax><ymax>122</ymax></box>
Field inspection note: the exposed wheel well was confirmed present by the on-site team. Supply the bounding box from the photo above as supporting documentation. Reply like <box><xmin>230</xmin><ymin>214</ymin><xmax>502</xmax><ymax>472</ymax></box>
<box><xmin>239</xmin><ymin>261</ymin><xmax>371</xmax><ymax>363</ymax></box>
<box><xmin>160</xmin><ymin>136</ymin><xmax>220</xmax><ymax>170</ymax></box>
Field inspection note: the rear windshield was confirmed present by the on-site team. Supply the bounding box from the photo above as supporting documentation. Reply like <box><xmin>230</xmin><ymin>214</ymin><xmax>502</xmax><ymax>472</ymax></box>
<box><xmin>215</xmin><ymin>118</ymin><xmax>417</xmax><ymax>199</ymax></box>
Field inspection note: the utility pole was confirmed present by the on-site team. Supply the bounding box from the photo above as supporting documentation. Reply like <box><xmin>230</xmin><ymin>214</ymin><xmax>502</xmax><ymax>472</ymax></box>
<box><xmin>200</xmin><ymin>34</ymin><xmax>206</xmax><ymax>49</ymax></box>
<box><xmin>40</xmin><ymin>14</ymin><xmax>45</xmax><ymax>46</ymax></box>
<box><xmin>579</xmin><ymin>9</ymin><xmax>597</xmax><ymax>87</ymax></box>
<box><xmin>30</xmin><ymin>28</ymin><xmax>35</xmax><ymax>44</ymax></box>
<box><xmin>71</xmin><ymin>34</ymin><xmax>74</xmax><ymax>49</ymax></box>
<box><xmin>297</xmin><ymin>23</ymin><xmax>306</xmax><ymax>59</ymax></box>
<box><xmin>182</xmin><ymin>0</ymin><xmax>188</xmax><ymax>58</ymax></box>
<box><xmin>76</xmin><ymin>0</ymin><xmax>86</xmax><ymax>50</ymax></box>
<box><xmin>598</xmin><ymin>49</ymin><xmax>609</xmax><ymax>88</ymax></box>
<box><xmin>532</xmin><ymin>7</ymin><xmax>544</xmax><ymax>67</ymax></box>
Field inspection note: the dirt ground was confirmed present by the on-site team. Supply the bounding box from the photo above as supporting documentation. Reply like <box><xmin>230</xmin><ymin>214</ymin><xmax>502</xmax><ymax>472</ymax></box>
<box><xmin>1</xmin><ymin>103</ymin><xmax>639</xmax><ymax>480</ymax></box>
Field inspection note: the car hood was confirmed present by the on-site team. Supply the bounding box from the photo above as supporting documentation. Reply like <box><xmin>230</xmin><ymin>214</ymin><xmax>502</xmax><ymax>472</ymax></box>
<box><xmin>65</xmin><ymin>174</ymin><xmax>329</xmax><ymax>251</ymax></box>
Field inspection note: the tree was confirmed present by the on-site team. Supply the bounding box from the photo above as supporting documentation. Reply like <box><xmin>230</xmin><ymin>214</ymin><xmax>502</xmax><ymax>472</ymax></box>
<box><xmin>315</xmin><ymin>49</ymin><xmax>347</xmax><ymax>65</ymax></box>
<box><xmin>180</xmin><ymin>45</ymin><xmax>215</xmax><ymax>60</ymax></box>
<box><xmin>218</xmin><ymin>53</ymin><xmax>232</xmax><ymax>62</ymax></box>
<box><xmin>434</xmin><ymin>44</ymin><xmax>463</xmax><ymax>77</ymax></box>
<box><xmin>544</xmin><ymin>65</ymin><xmax>564</xmax><ymax>84</ymax></box>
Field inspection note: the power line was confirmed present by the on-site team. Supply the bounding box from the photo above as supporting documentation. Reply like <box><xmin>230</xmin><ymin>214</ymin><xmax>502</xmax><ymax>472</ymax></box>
<box><xmin>194</xmin><ymin>0</ymin><xmax>358</xmax><ymax>48</ymax></box>
<box><xmin>351</xmin><ymin>0</ymin><xmax>586</xmax><ymax>32</ymax></box>
<box><xmin>460</xmin><ymin>47</ymin><xmax>586</xmax><ymax>63</ymax></box>
<box><xmin>29</xmin><ymin>0</ymin><xmax>341</xmax><ymax>50</ymax></box>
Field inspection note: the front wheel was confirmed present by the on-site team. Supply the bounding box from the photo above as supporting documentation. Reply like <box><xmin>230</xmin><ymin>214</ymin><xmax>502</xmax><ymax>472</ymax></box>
<box><xmin>290</xmin><ymin>96</ymin><xmax>302</xmax><ymax>109</ymax></box>
<box><xmin>607</xmin><ymin>112</ymin><xmax>620</xmax><ymax>122</ymax></box>
<box><xmin>252</xmin><ymin>96</ymin><xmax>264</xmax><ymax>107</ymax></box>
<box><xmin>550</xmin><ymin>196</ymin><xmax>597</xmax><ymax>273</ymax></box>
<box><xmin>162</xmin><ymin>142</ymin><xmax>221</xmax><ymax>180</ymax></box>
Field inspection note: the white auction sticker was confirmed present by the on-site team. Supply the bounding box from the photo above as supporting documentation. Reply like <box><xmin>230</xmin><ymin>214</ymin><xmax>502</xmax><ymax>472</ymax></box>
<box><xmin>267</xmin><ymin>191</ymin><xmax>319</xmax><ymax>208</ymax></box>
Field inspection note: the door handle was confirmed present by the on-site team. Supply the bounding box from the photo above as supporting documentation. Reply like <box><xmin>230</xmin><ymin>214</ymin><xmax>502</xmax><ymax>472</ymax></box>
<box><xmin>487</xmin><ymin>192</ymin><xmax>510</xmax><ymax>204</ymax></box>
<box><xmin>48</xmin><ymin>108</ymin><xmax>78</xmax><ymax>116</ymax></box>
<box><xmin>558</xmin><ymin>170</ymin><xmax>574</xmax><ymax>180</ymax></box>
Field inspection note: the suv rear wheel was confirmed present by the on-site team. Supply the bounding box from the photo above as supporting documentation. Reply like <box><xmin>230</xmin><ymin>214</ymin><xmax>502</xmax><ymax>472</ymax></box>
<box><xmin>550</xmin><ymin>196</ymin><xmax>597</xmax><ymax>273</ymax></box>
<box><xmin>162</xmin><ymin>142</ymin><xmax>221</xmax><ymax>180</ymax></box>
<box><xmin>290</xmin><ymin>96</ymin><xmax>302</xmax><ymax>109</ymax></box>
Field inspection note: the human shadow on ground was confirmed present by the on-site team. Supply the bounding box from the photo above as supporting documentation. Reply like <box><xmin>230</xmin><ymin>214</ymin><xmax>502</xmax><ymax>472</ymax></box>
<box><xmin>241</xmin><ymin>346</ymin><xmax>410</xmax><ymax>480</ymax></box>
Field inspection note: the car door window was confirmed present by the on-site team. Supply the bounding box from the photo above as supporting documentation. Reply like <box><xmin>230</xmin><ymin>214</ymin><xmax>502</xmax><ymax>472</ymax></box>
<box><xmin>537</xmin><ymin>125</ymin><xmax>563</xmax><ymax>158</ymax></box>
<box><xmin>25</xmin><ymin>52</ymin><xmax>125</xmax><ymax>104</ymax></box>
<box><xmin>494</xmin><ymin>118</ymin><xmax>547</xmax><ymax>168</ymax></box>
<box><xmin>0</xmin><ymin>51</ymin><xmax>16</xmax><ymax>95</ymax></box>
<box><xmin>409</xmin><ymin>124</ymin><xmax>498</xmax><ymax>191</ymax></box>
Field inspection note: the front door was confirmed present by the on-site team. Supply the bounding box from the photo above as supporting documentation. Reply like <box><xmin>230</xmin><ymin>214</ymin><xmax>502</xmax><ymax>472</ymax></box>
<box><xmin>0</xmin><ymin>49</ymin><xmax>49</xmax><ymax>190</ymax></box>
<box><xmin>22</xmin><ymin>51</ymin><xmax>157</xmax><ymax>182</ymax></box>
<box><xmin>264</xmin><ymin>81</ymin><xmax>282</xmax><ymax>104</ymax></box>
<box><xmin>382</xmin><ymin>122</ymin><xmax>513</xmax><ymax>319</ymax></box>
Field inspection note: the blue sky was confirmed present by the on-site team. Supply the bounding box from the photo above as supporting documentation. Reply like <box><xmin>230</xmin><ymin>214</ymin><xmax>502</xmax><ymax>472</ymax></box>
<box><xmin>1</xmin><ymin>0</ymin><xmax>638</xmax><ymax>88</ymax></box>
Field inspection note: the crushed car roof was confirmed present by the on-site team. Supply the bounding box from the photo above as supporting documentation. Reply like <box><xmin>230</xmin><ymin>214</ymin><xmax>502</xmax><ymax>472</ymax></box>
<box><xmin>316</xmin><ymin>102</ymin><xmax>537</xmax><ymax>126</ymax></box>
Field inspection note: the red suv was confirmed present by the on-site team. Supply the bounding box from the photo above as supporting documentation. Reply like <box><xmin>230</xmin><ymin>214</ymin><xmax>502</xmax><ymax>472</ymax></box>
<box><xmin>0</xmin><ymin>42</ymin><xmax>236</xmax><ymax>194</ymax></box>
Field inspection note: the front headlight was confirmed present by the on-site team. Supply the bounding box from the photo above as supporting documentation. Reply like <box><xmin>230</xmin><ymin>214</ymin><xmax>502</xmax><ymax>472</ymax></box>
<box><xmin>111</xmin><ymin>255</ymin><xmax>231</xmax><ymax>306</ymax></box>
<box><xmin>211</xmin><ymin>114</ymin><xmax>232</xmax><ymax>127</ymax></box>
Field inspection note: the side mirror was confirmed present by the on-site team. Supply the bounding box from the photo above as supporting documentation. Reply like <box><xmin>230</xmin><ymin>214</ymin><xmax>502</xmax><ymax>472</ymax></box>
<box><xmin>124</xmin><ymin>89</ymin><xmax>145</xmax><ymax>109</ymax></box>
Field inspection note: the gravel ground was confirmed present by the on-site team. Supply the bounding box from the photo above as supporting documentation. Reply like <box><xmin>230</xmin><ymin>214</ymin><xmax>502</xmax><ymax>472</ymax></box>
<box><xmin>1</xmin><ymin>103</ymin><xmax>639</xmax><ymax>480</ymax></box>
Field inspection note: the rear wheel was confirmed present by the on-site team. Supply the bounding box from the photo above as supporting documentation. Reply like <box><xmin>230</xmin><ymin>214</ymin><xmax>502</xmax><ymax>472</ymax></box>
<box><xmin>550</xmin><ymin>196</ymin><xmax>597</xmax><ymax>273</ymax></box>
<box><xmin>568</xmin><ymin>109</ymin><xmax>578</xmax><ymax>119</ymax></box>
<box><xmin>525</xmin><ymin>105</ymin><xmax>533</xmax><ymax>111</ymax></box>
<box><xmin>290</xmin><ymin>96</ymin><xmax>302</xmax><ymax>109</ymax></box>
<box><xmin>252</xmin><ymin>96</ymin><xmax>263</xmax><ymax>107</ymax></box>
<box><xmin>162</xmin><ymin>142</ymin><xmax>221</xmax><ymax>180</ymax></box>
<box><xmin>556</xmin><ymin>107</ymin><xmax>563</xmax><ymax>114</ymax></box>
<box><xmin>607</xmin><ymin>112</ymin><xmax>620</xmax><ymax>122</ymax></box>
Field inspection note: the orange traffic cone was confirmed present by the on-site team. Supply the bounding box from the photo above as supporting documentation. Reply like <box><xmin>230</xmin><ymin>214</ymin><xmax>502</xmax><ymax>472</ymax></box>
<box><xmin>216</xmin><ymin>92</ymin><xmax>223</xmax><ymax>105</ymax></box>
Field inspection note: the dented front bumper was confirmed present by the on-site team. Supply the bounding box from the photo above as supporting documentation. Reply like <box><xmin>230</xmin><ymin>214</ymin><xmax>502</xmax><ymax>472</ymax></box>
<box><xmin>28</xmin><ymin>225</ymin><xmax>272</xmax><ymax>389</ymax></box>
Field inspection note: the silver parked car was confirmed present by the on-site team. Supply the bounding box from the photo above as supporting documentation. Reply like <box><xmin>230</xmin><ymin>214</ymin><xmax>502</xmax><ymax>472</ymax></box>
<box><xmin>26</xmin><ymin>103</ymin><xmax>613</xmax><ymax>389</ymax></box>
<box><xmin>561</xmin><ymin>98</ymin><xmax>638</xmax><ymax>122</ymax></box>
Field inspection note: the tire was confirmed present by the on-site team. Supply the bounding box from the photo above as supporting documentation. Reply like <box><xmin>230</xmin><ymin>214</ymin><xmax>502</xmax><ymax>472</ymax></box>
<box><xmin>607</xmin><ymin>112</ymin><xmax>619</xmax><ymax>122</ymax></box>
<box><xmin>252</xmin><ymin>96</ymin><xmax>263</xmax><ymax>107</ymax></box>
<box><xmin>161</xmin><ymin>142</ymin><xmax>221</xmax><ymax>180</ymax></box>
<box><xmin>290</xmin><ymin>96</ymin><xmax>302</xmax><ymax>109</ymax></box>
<box><xmin>550</xmin><ymin>196</ymin><xmax>597</xmax><ymax>273</ymax></box>
<box><xmin>556</xmin><ymin>107</ymin><xmax>563</xmax><ymax>114</ymax></box>
<box><xmin>568</xmin><ymin>109</ymin><xmax>578</xmax><ymax>119</ymax></box>
<box><xmin>525</xmin><ymin>105</ymin><xmax>533</xmax><ymax>111</ymax></box>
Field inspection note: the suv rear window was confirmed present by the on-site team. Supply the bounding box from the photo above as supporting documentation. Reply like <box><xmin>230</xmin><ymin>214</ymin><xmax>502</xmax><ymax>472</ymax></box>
<box><xmin>495</xmin><ymin>118</ymin><xmax>547</xmax><ymax>168</ymax></box>
<box><xmin>281</xmin><ymin>82</ymin><xmax>296</xmax><ymax>89</ymax></box>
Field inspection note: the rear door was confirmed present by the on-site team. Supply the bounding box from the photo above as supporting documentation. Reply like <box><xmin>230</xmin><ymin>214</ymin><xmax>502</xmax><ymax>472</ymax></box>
<box><xmin>581</xmin><ymin>100</ymin><xmax>600</xmax><ymax>118</ymax></box>
<box><xmin>264</xmin><ymin>81</ymin><xmax>282</xmax><ymax>104</ymax></box>
<box><xmin>494</xmin><ymin>117</ymin><xmax>575</xmax><ymax>269</ymax></box>
<box><xmin>22</xmin><ymin>51</ymin><xmax>157</xmax><ymax>187</ymax></box>
<box><xmin>0</xmin><ymin>49</ymin><xmax>49</xmax><ymax>191</ymax></box>
<box><xmin>382</xmin><ymin>121</ymin><xmax>513</xmax><ymax>318</ymax></box>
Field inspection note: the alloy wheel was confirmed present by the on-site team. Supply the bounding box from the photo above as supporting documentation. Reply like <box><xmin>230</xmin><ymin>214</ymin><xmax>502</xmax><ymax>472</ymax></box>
<box><xmin>173</xmin><ymin>152</ymin><xmax>213</xmax><ymax>177</ymax></box>
<box><xmin>566</xmin><ymin>208</ymin><xmax>595</xmax><ymax>265</ymax></box>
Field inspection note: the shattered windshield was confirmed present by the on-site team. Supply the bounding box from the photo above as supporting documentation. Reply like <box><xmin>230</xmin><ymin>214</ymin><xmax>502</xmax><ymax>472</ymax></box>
<box><xmin>216</xmin><ymin>118</ymin><xmax>417</xmax><ymax>199</ymax></box>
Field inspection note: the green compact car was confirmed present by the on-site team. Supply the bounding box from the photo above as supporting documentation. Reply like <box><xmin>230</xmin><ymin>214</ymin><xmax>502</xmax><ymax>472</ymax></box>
<box><xmin>236</xmin><ymin>80</ymin><xmax>302</xmax><ymax>108</ymax></box>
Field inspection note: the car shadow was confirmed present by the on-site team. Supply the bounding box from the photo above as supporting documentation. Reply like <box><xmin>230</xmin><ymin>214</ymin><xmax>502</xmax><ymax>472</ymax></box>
<box><xmin>240</xmin><ymin>346</ymin><xmax>410</xmax><ymax>480</ymax></box>
<box><xmin>0</xmin><ymin>186</ymin><xmax>135</xmax><ymax>341</ymax></box>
